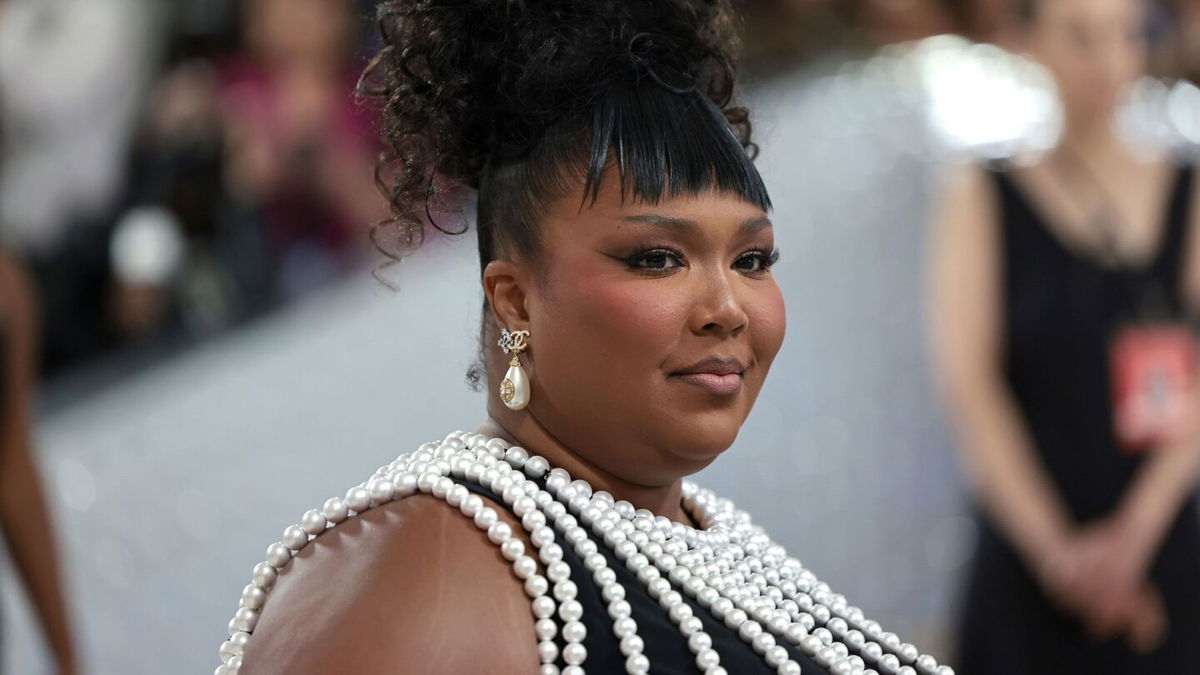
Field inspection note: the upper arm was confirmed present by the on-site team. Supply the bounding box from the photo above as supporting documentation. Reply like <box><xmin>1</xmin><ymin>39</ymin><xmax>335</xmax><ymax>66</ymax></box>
<box><xmin>0</xmin><ymin>251</ymin><xmax>36</xmax><ymax>468</ymax></box>
<box><xmin>928</xmin><ymin>161</ymin><xmax>1004</xmax><ymax>401</ymax></box>
<box><xmin>238</xmin><ymin>494</ymin><xmax>540</xmax><ymax>674</ymax></box>
<box><xmin>1180</xmin><ymin>167</ymin><xmax>1200</xmax><ymax>313</ymax></box>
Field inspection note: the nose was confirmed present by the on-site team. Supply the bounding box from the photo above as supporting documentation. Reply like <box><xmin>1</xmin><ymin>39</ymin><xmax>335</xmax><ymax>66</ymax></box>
<box><xmin>690</xmin><ymin>267</ymin><xmax>749</xmax><ymax>337</ymax></box>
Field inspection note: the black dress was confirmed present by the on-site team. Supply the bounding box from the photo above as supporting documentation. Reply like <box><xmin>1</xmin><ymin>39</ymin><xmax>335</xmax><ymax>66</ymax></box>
<box><xmin>954</xmin><ymin>163</ymin><xmax>1200</xmax><ymax>673</ymax></box>
<box><xmin>458</xmin><ymin>480</ymin><xmax>831</xmax><ymax>674</ymax></box>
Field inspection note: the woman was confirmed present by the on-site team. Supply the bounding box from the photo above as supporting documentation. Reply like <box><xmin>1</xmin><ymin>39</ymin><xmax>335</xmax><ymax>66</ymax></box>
<box><xmin>216</xmin><ymin>1</ymin><xmax>952</xmax><ymax>673</ymax></box>
<box><xmin>0</xmin><ymin>250</ymin><xmax>77</xmax><ymax>675</ymax></box>
<box><xmin>932</xmin><ymin>0</ymin><xmax>1200</xmax><ymax>672</ymax></box>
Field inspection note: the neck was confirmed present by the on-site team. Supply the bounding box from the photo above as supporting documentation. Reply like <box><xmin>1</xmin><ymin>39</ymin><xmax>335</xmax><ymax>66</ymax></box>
<box><xmin>476</xmin><ymin>410</ymin><xmax>695</xmax><ymax>527</ymax></box>
<box><xmin>1056</xmin><ymin>114</ymin><xmax>1126</xmax><ymax>167</ymax></box>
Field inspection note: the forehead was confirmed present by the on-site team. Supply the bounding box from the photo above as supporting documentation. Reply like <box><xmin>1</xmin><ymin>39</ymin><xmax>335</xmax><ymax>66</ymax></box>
<box><xmin>1037</xmin><ymin>0</ymin><xmax>1142</xmax><ymax>26</ymax></box>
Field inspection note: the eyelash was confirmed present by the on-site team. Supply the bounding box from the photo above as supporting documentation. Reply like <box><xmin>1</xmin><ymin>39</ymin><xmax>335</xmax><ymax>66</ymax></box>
<box><xmin>622</xmin><ymin>247</ymin><xmax>781</xmax><ymax>275</ymax></box>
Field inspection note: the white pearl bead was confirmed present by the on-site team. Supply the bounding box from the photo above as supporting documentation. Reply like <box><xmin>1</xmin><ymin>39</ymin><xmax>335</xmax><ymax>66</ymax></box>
<box><xmin>300</xmin><ymin>509</ymin><xmax>327</xmax><ymax>536</ymax></box>
<box><xmin>241</xmin><ymin>584</ymin><xmax>266</xmax><ymax>611</ymax></box>
<box><xmin>504</xmin><ymin>446</ymin><xmax>529</xmax><ymax>467</ymax></box>
<box><xmin>282</xmin><ymin>525</ymin><xmax>308</xmax><ymax>551</ymax></box>
<box><xmin>765</xmin><ymin>645</ymin><xmax>788</xmax><ymax>667</ymax></box>
<box><xmin>501</xmin><ymin>539</ymin><xmax>525</xmax><ymax>561</ymax></box>
<box><xmin>625</xmin><ymin>653</ymin><xmax>650</xmax><ymax>674</ymax></box>
<box><xmin>487</xmin><ymin>521</ymin><xmax>512</xmax><ymax>544</ymax></box>
<box><xmin>695</xmin><ymin>648</ymin><xmax>720</xmax><ymax>670</ymax></box>
<box><xmin>525</xmin><ymin>456</ymin><xmax>550</xmax><ymax>478</ymax></box>
<box><xmin>369</xmin><ymin>478</ymin><xmax>394</xmax><ymax>504</ymax></box>
<box><xmin>537</xmin><ymin>640</ymin><xmax>558</xmax><ymax>663</ymax></box>
<box><xmin>231</xmin><ymin>607</ymin><xmax>259</xmax><ymax>632</ymax></box>
<box><xmin>753</xmin><ymin>631</ymin><xmax>777</xmax><ymax>654</ymax></box>
<box><xmin>392</xmin><ymin>473</ymin><xmax>418</xmax><ymax>498</ymax></box>
<box><xmin>321</xmin><ymin>497</ymin><xmax>348</xmax><ymax>523</ymax></box>
<box><xmin>562</xmin><ymin>642</ymin><xmax>587</xmax><ymax>665</ymax></box>
<box><xmin>524</xmin><ymin>575</ymin><xmax>549</xmax><ymax>598</ymax></box>
<box><xmin>778</xmin><ymin>661</ymin><xmax>802</xmax><ymax>675</ymax></box>
<box><xmin>534</xmin><ymin>617</ymin><xmax>556</xmax><ymax>640</ymax></box>
<box><xmin>531</xmin><ymin>595</ymin><xmax>555</xmax><ymax>618</ymax></box>
<box><xmin>598</xmin><ymin>589</ymin><xmax>627</xmax><ymax>613</ymax></box>
<box><xmin>446</xmin><ymin>484</ymin><xmax>469</xmax><ymax>507</ymax></box>
<box><xmin>554</xmin><ymin>580</ymin><xmax>578</xmax><ymax>601</ymax></box>
<box><xmin>265</xmin><ymin>542</ymin><xmax>291</xmax><ymax>568</ymax></box>
<box><xmin>542</xmin><ymin>540</ymin><xmax>564</xmax><ymax>562</ymax></box>
<box><xmin>229</xmin><ymin>631</ymin><xmax>250</xmax><ymax>653</ymax></box>
<box><xmin>619</xmin><ymin>634</ymin><xmax>644</xmax><ymax>656</ymax></box>
<box><xmin>559</xmin><ymin>599</ymin><xmax>583</xmax><ymax>622</ymax></box>
<box><xmin>251</xmin><ymin>563</ymin><xmax>277</xmax><ymax>590</ymax></box>
<box><xmin>459</xmin><ymin>494</ymin><xmax>483</xmax><ymax>517</ymax></box>
<box><xmin>679</xmin><ymin>615</ymin><xmax>703</xmax><ymax>636</ymax></box>
<box><xmin>474</xmin><ymin>507</ymin><xmax>499</xmax><ymax>529</ymax></box>
<box><xmin>688</xmin><ymin>631</ymin><xmax>713</xmax><ymax>652</ymax></box>
<box><xmin>562</xmin><ymin>619</ymin><xmax>587</xmax><ymax>643</ymax></box>
<box><xmin>614</xmin><ymin>616</ymin><xmax>638</xmax><ymax>638</ymax></box>
<box><xmin>669</xmin><ymin>602</ymin><xmax>693</xmax><ymax>622</ymax></box>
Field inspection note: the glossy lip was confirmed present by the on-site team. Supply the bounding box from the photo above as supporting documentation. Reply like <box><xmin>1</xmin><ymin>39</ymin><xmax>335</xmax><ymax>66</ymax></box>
<box><xmin>669</xmin><ymin>356</ymin><xmax>747</xmax><ymax>396</ymax></box>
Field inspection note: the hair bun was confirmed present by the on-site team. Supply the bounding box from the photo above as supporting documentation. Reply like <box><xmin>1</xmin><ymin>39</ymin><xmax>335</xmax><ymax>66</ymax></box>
<box><xmin>362</xmin><ymin>0</ymin><xmax>747</xmax><ymax>253</ymax></box>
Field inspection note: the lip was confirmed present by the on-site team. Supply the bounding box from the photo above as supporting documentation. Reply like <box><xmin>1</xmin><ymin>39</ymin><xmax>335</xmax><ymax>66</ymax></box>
<box><xmin>669</xmin><ymin>356</ymin><xmax>747</xmax><ymax>396</ymax></box>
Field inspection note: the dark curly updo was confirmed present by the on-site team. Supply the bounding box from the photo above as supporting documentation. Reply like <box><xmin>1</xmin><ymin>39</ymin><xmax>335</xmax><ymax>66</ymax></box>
<box><xmin>360</xmin><ymin>0</ymin><xmax>771</xmax><ymax>273</ymax></box>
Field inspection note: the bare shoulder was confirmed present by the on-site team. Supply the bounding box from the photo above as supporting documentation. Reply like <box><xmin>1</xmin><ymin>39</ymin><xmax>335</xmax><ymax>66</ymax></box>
<box><xmin>238</xmin><ymin>492</ymin><xmax>539</xmax><ymax>674</ymax></box>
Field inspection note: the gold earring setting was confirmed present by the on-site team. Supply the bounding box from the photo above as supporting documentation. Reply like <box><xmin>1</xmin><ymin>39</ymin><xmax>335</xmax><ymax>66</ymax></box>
<box><xmin>498</xmin><ymin>328</ymin><xmax>531</xmax><ymax>410</ymax></box>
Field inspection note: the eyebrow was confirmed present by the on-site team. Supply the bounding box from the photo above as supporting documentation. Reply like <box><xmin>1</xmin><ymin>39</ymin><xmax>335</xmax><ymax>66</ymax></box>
<box><xmin>620</xmin><ymin>214</ymin><xmax>773</xmax><ymax>234</ymax></box>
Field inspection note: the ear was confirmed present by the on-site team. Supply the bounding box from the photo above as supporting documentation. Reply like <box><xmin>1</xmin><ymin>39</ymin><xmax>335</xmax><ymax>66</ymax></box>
<box><xmin>482</xmin><ymin>258</ymin><xmax>531</xmax><ymax>331</ymax></box>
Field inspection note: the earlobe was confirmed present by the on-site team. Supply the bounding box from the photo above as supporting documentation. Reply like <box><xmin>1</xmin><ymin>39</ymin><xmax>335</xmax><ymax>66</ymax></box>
<box><xmin>482</xmin><ymin>259</ymin><xmax>531</xmax><ymax>330</ymax></box>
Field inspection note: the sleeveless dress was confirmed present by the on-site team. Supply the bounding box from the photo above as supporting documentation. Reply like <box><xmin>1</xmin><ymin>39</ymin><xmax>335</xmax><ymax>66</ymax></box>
<box><xmin>953</xmin><ymin>163</ymin><xmax>1200</xmax><ymax>673</ymax></box>
<box><xmin>458</xmin><ymin>479</ymin><xmax>831</xmax><ymax>674</ymax></box>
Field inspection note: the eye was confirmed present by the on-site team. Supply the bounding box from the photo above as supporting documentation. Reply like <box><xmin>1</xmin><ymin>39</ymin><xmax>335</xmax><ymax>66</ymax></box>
<box><xmin>627</xmin><ymin>248</ymin><xmax>685</xmax><ymax>271</ymax></box>
<box><xmin>733</xmin><ymin>248</ymin><xmax>780</xmax><ymax>274</ymax></box>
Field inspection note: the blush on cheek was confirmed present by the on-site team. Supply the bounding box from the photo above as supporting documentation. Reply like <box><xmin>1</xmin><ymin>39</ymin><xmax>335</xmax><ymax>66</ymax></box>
<box><xmin>750</xmin><ymin>285</ymin><xmax>786</xmax><ymax>371</ymax></box>
<box><xmin>562</xmin><ymin>276</ymin><xmax>684</xmax><ymax>362</ymax></box>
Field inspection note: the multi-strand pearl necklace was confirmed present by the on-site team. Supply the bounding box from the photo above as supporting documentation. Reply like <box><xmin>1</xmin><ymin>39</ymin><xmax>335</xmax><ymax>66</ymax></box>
<box><xmin>216</xmin><ymin>430</ymin><xmax>954</xmax><ymax>675</ymax></box>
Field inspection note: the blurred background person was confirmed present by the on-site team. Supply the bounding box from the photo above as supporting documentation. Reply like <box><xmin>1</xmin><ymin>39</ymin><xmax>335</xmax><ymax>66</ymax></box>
<box><xmin>0</xmin><ymin>0</ymin><xmax>158</xmax><ymax>376</ymax></box>
<box><xmin>931</xmin><ymin>0</ymin><xmax>1200</xmax><ymax>672</ymax></box>
<box><xmin>207</xmin><ymin>0</ymin><xmax>384</xmax><ymax>301</ymax></box>
<box><xmin>0</xmin><ymin>249</ymin><xmax>77</xmax><ymax>675</ymax></box>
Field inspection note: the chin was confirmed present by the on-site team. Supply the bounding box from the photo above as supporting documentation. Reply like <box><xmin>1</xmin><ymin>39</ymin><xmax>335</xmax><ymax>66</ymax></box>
<box><xmin>655</xmin><ymin>409</ymin><xmax>746</xmax><ymax>466</ymax></box>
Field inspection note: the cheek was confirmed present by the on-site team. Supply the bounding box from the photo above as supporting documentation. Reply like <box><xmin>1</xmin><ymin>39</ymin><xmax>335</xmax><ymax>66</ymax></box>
<box><xmin>536</xmin><ymin>270</ymin><xmax>686</xmax><ymax>375</ymax></box>
<box><xmin>749</xmin><ymin>283</ymin><xmax>787</xmax><ymax>371</ymax></box>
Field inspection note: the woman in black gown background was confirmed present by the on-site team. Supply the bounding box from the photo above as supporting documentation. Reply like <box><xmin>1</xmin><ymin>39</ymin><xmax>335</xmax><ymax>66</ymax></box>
<box><xmin>931</xmin><ymin>0</ymin><xmax>1200</xmax><ymax>672</ymax></box>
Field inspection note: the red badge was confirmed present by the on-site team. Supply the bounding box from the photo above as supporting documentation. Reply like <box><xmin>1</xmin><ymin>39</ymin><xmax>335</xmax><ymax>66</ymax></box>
<box><xmin>1110</xmin><ymin>324</ymin><xmax>1198</xmax><ymax>452</ymax></box>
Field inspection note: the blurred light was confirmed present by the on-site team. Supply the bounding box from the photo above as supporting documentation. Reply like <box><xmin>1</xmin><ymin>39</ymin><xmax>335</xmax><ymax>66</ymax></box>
<box><xmin>907</xmin><ymin>35</ymin><xmax>1061</xmax><ymax>159</ymax></box>
<box><xmin>1167</xmin><ymin>80</ymin><xmax>1200</xmax><ymax>145</ymax></box>
<box><xmin>110</xmin><ymin>205</ymin><xmax>185</xmax><ymax>286</ymax></box>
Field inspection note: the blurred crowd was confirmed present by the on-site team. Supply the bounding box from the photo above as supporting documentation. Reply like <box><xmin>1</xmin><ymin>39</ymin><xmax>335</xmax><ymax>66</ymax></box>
<box><xmin>0</xmin><ymin>0</ymin><xmax>386</xmax><ymax>385</ymax></box>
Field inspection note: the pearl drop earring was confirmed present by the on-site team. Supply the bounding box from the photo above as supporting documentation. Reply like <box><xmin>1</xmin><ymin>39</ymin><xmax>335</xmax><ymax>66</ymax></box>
<box><xmin>497</xmin><ymin>328</ymin><xmax>531</xmax><ymax>410</ymax></box>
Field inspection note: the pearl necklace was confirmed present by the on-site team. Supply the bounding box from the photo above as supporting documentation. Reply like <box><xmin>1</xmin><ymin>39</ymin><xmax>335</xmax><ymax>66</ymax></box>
<box><xmin>216</xmin><ymin>431</ymin><xmax>955</xmax><ymax>675</ymax></box>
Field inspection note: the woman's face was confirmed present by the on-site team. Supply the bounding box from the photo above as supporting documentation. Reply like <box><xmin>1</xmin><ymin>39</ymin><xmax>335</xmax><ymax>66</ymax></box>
<box><xmin>516</xmin><ymin>171</ymin><xmax>786</xmax><ymax>486</ymax></box>
<box><xmin>247</xmin><ymin>0</ymin><xmax>351</xmax><ymax>66</ymax></box>
<box><xmin>1026</xmin><ymin>0</ymin><xmax>1146</xmax><ymax>124</ymax></box>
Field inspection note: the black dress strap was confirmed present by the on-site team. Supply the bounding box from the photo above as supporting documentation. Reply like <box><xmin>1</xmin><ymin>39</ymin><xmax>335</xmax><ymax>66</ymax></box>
<box><xmin>1148</xmin><ymin>163</ymin><xmax>1195</xmax><ymax>289</ymax></box>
